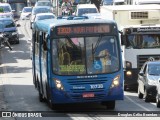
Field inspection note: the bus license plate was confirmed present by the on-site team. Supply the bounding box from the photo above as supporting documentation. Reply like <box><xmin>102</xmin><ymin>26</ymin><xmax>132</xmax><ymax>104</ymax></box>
<box><xmin>82</xmin><ymin>93</ymin><xmax>94</xmax><ymax>98</ymax></box>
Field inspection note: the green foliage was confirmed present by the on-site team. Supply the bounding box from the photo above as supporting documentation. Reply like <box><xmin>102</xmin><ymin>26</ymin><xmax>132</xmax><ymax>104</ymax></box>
<box><xmin>0</xmin><ymin>7</ymin><xmax>4</xmax><ymax>13</ymax></box>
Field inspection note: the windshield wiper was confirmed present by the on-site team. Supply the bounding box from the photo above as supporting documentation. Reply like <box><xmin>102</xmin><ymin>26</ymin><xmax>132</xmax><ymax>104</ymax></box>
<box><xmin>91</xmin><ymin>35</ymin><xmax>102</xmax><ymax>63</ymax></box>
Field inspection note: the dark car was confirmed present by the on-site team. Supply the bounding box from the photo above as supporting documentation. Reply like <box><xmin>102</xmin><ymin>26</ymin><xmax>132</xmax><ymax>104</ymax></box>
<box><xmin>137</xmin><ymin>61</ymin><xmax>160</xmax><ymax>102</ymax></box>
<box><xmin>0</xmin><ymin>18</ymin><xmax>20</xmax><ymax>44</ymax></box>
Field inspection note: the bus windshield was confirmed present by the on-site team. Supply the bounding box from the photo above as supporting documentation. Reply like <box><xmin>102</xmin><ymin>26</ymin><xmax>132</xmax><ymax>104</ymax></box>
<box><xmin>52</xmin><ymin>36</ymin><xmax>119</xmax><ymax>75</ymax></box>
<box><xmin>126</xmin><ymin>34</ymin><xmax>160</xmax><ymax>49</ymax></box>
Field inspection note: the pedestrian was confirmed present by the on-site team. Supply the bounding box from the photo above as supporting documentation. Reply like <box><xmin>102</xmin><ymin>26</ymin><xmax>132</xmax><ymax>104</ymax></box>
<box><xmin>91</xmin><ymin>0</ymin><xmax>101</xmax><ymax>12</ymax></box>
<box><xmin>61</xmin><ymin>0</ymin><xmax>72</xmax><ymax>16</ymax></box>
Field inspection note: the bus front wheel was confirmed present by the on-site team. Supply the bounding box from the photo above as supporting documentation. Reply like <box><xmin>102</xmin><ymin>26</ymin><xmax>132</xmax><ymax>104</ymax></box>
<box><xmin>102</xmin><ymin>101</ymin><xmax>115</xmax><ymax>110</ymax></box>
<box><xmin>37</xmin><ymin>80</ymin><xmax>45</xmax><ymax>102</ymax></box>
<box><xmin>46</xmin><ymin>85</ymin><xmax>58</xmax><ymax>110</ymax></box>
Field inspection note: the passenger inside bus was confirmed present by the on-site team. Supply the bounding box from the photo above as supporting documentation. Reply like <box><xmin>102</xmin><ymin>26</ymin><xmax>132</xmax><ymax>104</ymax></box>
<box><xmin>126</xmin><ymin>34</ymin><xmax>160</xmax><ymax>49</ymax></box>
<box><xmin>87</xmin><ymin>36</ymin><xmax>119</xmax><ymax>74</ymax></box>
<box><xmin>59</xmin><ymin>37</ymin><xmax>83</xmax><ymax>65</ymax></box>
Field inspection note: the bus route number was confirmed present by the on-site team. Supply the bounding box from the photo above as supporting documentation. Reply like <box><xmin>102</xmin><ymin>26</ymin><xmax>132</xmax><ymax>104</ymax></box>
<box><xmin>90</xmin><ymin>84</ymin><xmax>104</xmax><ymax>89</ymax></box>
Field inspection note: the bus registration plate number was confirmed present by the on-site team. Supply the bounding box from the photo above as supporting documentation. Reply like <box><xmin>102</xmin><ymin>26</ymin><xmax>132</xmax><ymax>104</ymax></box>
<box><xmin>82</xmin><ymin>93</ymin><xmax>94</xmax><ymax>98</ymax></box>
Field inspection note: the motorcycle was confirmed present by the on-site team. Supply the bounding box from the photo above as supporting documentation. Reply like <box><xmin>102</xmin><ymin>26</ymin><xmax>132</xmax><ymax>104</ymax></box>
<box><xmin>0</xmin><ymin>33</ymin><xmax>12</xmax><ymax>50</ymax></box>
<box><xmin>62</xmin><ymin>8</ymin><xmax>72</xmax><ymax>16</ymax></box>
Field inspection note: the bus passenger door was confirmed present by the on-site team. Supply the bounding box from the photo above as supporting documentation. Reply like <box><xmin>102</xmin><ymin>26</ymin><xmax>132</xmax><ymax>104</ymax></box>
<box><xmin>40</xmin><ymin>32</ymin><xmax>48</xmax><ymax>98</ymax></box>
<box><xmin>35</xmin><ymin>31</ymin><xmax>43</xmax><ymax>96</ymax></box>
<box><xmin>35</xmin><ymin>31</ymin><xmax>41</xmax><ymax>85</ymax></box>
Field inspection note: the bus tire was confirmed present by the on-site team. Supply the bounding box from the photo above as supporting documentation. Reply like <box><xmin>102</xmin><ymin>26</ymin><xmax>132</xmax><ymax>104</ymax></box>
<box><xmin>39</xmin><ymin>91</ymin><xmax>45</xmax><ymax>102</ymax></box>
<box><xmin>102</xmin><ymin>101</ymin><xmax>115</xmax><ymax>110</ymax></box>
<box><xmin>46</xmin><ymin>85</ymin><xmax>58</xmax><ymax>110</ymax></box>
<box><xmin>37</xmin><ymin>80</ymin><xmax>45</xmax><ymax>102</ymax></box>
<box><xmin>138</xmin><ymin>86</ymin><xmax>143</xmax><ymax>99</ymax></box>
<box><xmin>33</xmin><ymin>74</ymin><xmax>37</xmax><ymax>88</ymax></box>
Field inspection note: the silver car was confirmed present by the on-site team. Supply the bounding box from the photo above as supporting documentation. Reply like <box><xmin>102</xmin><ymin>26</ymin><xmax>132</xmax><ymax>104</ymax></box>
<box><xmin>138</xmin><ymin>61</ymin><xmax>160</xmax><ymax>102</ymax></box>
<box><xmin>20</xmin><ymin>7</ymin><xmax>32</xmax><ymax>20</ymax></box>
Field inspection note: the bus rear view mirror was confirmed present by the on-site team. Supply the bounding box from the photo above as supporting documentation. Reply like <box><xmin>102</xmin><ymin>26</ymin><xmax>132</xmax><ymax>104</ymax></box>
<box><xmin>121</xmin><ymin>35</ymin><xmax>126</xmax><ymax>45</ymax></box>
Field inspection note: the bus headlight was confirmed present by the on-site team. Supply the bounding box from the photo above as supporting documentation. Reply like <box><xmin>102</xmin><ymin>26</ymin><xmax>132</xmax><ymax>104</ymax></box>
<box><xmin>111</xmin><ymin>75</ymin><xmax>120</xmax><ymax>88</ymax></box>
<box><xmin>53</xmin><ymin>78</ymin><xmax>64</xmax><ymax>90</ymax></box>
<box><xmin>126</xmin><ymin>71</ymin><xmax>132</xmax><ymax>76</ymax></box>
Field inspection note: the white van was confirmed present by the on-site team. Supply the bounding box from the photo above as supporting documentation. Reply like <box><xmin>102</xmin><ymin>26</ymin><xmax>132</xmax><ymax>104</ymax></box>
<box><xmin>75</xmin><ymin>4</ymin><xmax>99</xmax><ymax>16</ymax></box>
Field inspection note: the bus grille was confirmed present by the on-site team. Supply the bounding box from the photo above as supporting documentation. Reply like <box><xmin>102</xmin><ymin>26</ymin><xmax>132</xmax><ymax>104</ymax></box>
<box><xmin>67</xmin><ymin>77</ymin><xmax>109</xmax><ymax>101</ymax></box>
<box><xmin>67</xmin><ymin>77</ymin><xmax>108</xmax><ymax>85</ymax></box>
<box><xmin>137</xmin><ymin>55</ymin><xmax>160</xmax><ymax>69</ymax></box>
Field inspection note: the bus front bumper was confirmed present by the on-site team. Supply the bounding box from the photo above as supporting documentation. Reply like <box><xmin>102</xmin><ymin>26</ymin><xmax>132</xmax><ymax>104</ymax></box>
<box><xmin>50</xmin><ymin>86</ymin><xmax>123</xmax><ymax>104</ymax></box>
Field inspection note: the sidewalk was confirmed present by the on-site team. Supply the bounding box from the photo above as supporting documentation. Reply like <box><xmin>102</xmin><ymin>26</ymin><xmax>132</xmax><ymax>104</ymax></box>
<box><xmin>0</xmin><ymin>86</ymin><xmax>7</xmax><ymax>112</ymax></box>
<box><xmin>0</xmin><ymin>66</ymin><xmax>15</xmax><ymax>120</ymax></box>
<box><xmin>0</xmin><ymin>65</ymin><xmax>7</xmax><ymax>111</ymax></box>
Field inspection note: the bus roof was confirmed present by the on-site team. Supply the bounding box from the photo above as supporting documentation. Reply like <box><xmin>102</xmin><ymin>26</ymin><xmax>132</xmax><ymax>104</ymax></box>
<box><xmin>34</xmin><ymin>19</ymin><xmax>116</xmax><ymax>33</ymax></box>
<box><xmin>122</xmin><ymin>24</ymin><xmax>160</xmax><ymax>28</ymax></box>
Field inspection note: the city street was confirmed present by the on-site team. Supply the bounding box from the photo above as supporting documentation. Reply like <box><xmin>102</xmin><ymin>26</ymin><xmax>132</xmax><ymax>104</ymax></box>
<box><xmin>0</xmin><ymin>19</ymin><xmax>160</xmax><ymax>120</ymax></box>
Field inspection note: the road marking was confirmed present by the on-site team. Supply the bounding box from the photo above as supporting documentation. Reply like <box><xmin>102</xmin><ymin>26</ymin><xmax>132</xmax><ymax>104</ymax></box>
<box><xmin>125</xmin><ymin>95</ymin><xmax>150</xmax><ymax>111</ymax></box>
<box><xmin>67</xmin><ymin>113</ymin><xmax>103</xmax><ymax>120</ymax></box>
<box><xmin>24</xmin><ymin>20</ymin><xmax>32</xmax><ymax>40</ymax></box>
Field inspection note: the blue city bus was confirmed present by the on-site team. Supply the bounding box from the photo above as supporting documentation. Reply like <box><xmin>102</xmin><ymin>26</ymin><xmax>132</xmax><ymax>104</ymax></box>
<box><xmin>32</xmin><ymin>18</ymin><xmax>124</xmax><ymax>110</ymax></box>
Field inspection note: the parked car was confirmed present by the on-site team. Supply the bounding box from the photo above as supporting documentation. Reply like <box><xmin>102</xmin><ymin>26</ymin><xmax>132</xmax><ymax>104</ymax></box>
<box><xmin>156</xmin><ymin>79</ymin><xmax>160</xmax><ymax>108</ymax></box>
<box><xmin>74</xmin><ymin>4</ymin><xmax>99</xmax><ymax>16</ymax></box>
<box><xmin>20</xmin><ymin>7</ymin><xmax>32</xmax><ymax>20</ymax></box>
<box><xmin>137</xmin><ymin>61</ymin><xmax>160</xmax><ymax>102</ymax></box>
<box><xmin>0</xmin><ymin>3</ymin><xmax>15</xmax><ymax>18</ymax></box>
<box><xmin>0</xmin><ymin>18</ymin><xmax>20</xmax><ymax>44</ymax></box>
<box><xmin>30</xmin><ymin>6</ymin><xmax>52</xmax><ymax>29</ymax></box>
<box><xmin>31</xmin><ymin>13</ymin><xmax>56</xmax><ymax>29</ymax></box>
